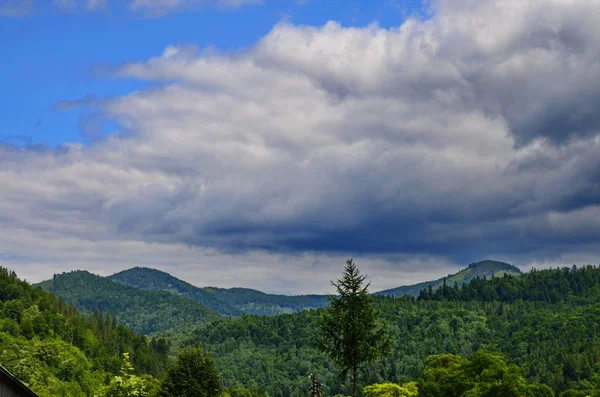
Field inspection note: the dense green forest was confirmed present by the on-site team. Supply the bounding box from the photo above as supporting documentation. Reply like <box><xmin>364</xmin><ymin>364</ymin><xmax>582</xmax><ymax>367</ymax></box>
<box><xmin>11</xmin><ymin>263</ymin><xmax>600</xmax><ymax>396</ymax></box>
<box><xmin>40</xmin><ymin>261</ymin><xmax>518</xmax><ymax>324</ymax></box>
<box><xmin>111</xmin><ymin>267</ymin><xmax>329</xmax><ymax>316</ymax></box>
<box><xmin>185</xmin><ymin>265</ymin><xmax>600</xmax><ymax>396</ymax></box>
<box><xmin>374</xmin><ymin>260</ymin><xmax>521</xmax><ymax>297</ymax></box>
<box><xmin>0</xmin><ymin>267</ymin><xmax>168</xmax><ymax>397</ymax></box>
<box><xmin>36</xmin><ymin>270</ymin><xmax>220</xmax><ymax>336</ymax></box>
<box><xmin>203</xmin><ymin>286</ymin><xmax>329</xmax><ymax>316</ymax></box>
<box><xmin>109</xmin><ymin>267</ymin><xmax>244</xmax><ymax>317</ymax></box>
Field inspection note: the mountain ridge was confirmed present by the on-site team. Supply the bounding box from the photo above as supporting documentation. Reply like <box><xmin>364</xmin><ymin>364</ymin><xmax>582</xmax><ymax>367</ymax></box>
<box><xmin>35</xmin><ymin>270</ymin><xmax>220</xmax><ymax>336</ymax></box>
<box><xmin>374</xmin><ymin>259</ymin><xmax>522</xmax><ymax>297</ymax></box>
<box><xmin>109</xmin><ymin>267</ymin><xmax>244</xmax><ymax>317</ymax></box>
<box><xmin>110</xmin><ymin>267</ymin><xmax>330</xmax><ymax>316</ymax></box>
<box><xmin>36</xmin><ymin>259</ymin><xmax>521</xmax><ymax>323</ymax></box>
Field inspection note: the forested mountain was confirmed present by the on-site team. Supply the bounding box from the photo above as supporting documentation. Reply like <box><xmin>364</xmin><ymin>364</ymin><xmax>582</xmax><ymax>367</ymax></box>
<box><xmin>109</xmin><ymin>267</ymin><xmax>330</xmax><ymax>316</ymax></box>
<box><xmin>203</xmin><ymin>286</ymin><xmax>329</xmax><ymax>316</ymax></box>
<box><xmin>186</xmin><ymin>265</ymin><xmax>600</xmax><ymax>397</ymax></box>
<box><xmin>109</xmin><ymin>267</ymin><xmax>243</xmax><ymax>317</ymax></box>
<box><xmin>27</xmin><ymin>262</ymin><xmax>600</xmax><ymax>396</ymax></box>
<box><xmin>0</xmin><ymin>267</ymin><xmax>168</xmax><ymax>397</ymax></box>
<box><xmin>47</xmin><ymin>260</ymin><xmax>519</xmax><ymax>319</ymax></box>
<box><xmin>108</xmin><ymin>261</ymin><xmax>519</xmax><ymax>316</ymax></box>
<box><xmin>374</xmin><ymin>260</ymin><xmax>521</xmax><ymax>297</ymax></box>
<box><xmin>36</xmin><ymin>270</ymin><xmax>220</xmax><ymax>336</ymax></box>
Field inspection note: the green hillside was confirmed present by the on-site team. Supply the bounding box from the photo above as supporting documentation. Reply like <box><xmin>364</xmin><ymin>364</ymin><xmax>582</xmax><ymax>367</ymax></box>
<box><xmin>36</xmin><ymin>270</ymin><xmax>220</xmax><ymax>336</ymax></box>
<box><xmin>109</xmin><ymin>266</ymin><xmax>329</xmax><ymax>316</ymax></box>
<box><xmin>374</xmin><ymin>260</ymin><xmax>521</xmax><ymax>297</ymax></box>
<box><xmin>109</xmin><ymin>267</ymin><xmax>243</xmax><ymax>317</ymax></box>
<box><xmin>202</xmin><ymin>286</ymin><xmax>329</xmax><ymax>316</ymax></box>
<box><xmin>60</xmin><ymin>261</ymin><xmax>520</xmax><ymax>318</ymax></box>
<box><xmin>188</xmin><ymin>265</ymin><xmax>600</xmax><ymax>397</ymax></box>
<box><xmin>0</xmin><ymin>267</ymin><xmax>168</xmax><ymax>397</ymax></box>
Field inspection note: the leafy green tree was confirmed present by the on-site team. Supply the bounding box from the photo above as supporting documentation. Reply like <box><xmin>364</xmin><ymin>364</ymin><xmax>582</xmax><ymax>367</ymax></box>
<box><xmin>420</xmin><ymin>351</ymin><xmax>554</xmax><ymax>397</ymax></box>
<box><xmin>320</xmin><ymin>259</ymin><xmax>392</xmax><ymax>397</ymax></box>
<box><xmin>364</xmin><ymin>382</ymin><xmax>418</xmax><ymax>396</ymax></box>
<box><xmin>223</xmin><ymin>386</ymin><xmax>268</xmax><ymax>397</ymax></box>
<box><xmin>419</xmin><ymin>354</ymin><xmax>471</xmax><ymax>397</ymax></box>
<box><xmin>104</xmin><ymin>353</ymin><xmax>150</xmax><ymax>397</ymax></box>
<box><xmin>160</xmin><ymin>345</ymin><xmax>222</xmax><ymax>397</ymax></box>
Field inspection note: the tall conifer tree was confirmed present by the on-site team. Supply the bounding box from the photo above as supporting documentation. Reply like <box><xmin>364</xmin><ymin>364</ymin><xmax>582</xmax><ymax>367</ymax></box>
<box><xmin>319</xmin><ymin>259</ymin><xmax>392</xmax><ymax>397</ymax></box>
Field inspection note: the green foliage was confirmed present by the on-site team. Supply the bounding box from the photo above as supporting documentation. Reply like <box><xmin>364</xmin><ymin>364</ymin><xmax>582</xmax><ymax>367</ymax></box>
<box><xmin>419</xmin><ymin>351</ymin><xmax>553</xmax><ymax>397</ymax></box>
<box><xmin>222</xmin><ymin>386</ymin><xmax>269</xmax><ymax>397</ymax></box>
<box><xmin>185</xmin><ymin>265</ymin><xmax>600</xmax><ymax>397</ymax></box>
<box><xmin>364</xmin><ymin>382</ymin><xmax>418</xmax><ymax>397</ymax></box>
<box><xmin>376</xmin><ymin>260</ymin><xmax>521</xmax><ymax>298</ymax></box>
<box><xmin>103</xmin><ymin>353</ymin><xmax>158</xmax><ymax>397</ymax></box>
<box><xmin>160</xmin><ymin>345</ymin><xmax>222</xmax><ymax>397</ymax></box>
<box><xmin>418</xmin><ymin>264</ymin><xmax>600</xmax><ymax>303</ymax></box>
<box><xmin>204</xmin><ymin>286</ymin><xmax>329</xmax><ymax>316</ymax></box>
<box><xmin>36</xmin><ymin>270</ymin><xmax>220</xmax><ymax>336</ymax></box>
<box><xmin>109</xmin><ymin>267</ymin><xmax>243</xmax><ymax>317</ymax></box>
<box><xmin>0</xmin><ymin>267</ymin><xmax>165</xmax><ymax>397</ymax></box>
<box><xmin>109</xmin><ymin>266</ymin><xmax>329</xmax><ymax>316</ymax></box>
<box><xmin>320</xmin><ymin>259</ymin><xmax>392</xmax><ymax>397</ymax></box>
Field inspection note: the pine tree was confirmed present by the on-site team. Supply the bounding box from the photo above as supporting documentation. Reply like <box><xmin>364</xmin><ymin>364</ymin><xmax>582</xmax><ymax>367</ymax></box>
<box><xmin>319</xmin><ymin>259</ymin><xmax>392</xmax><ymax>397</ymax></box>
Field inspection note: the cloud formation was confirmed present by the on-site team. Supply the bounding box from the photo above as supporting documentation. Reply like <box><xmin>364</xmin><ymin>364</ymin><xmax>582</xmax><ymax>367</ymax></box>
<box><xmin>2</xmin><ymin>0</ymin><xmax>600</xmax><ymax>293</ymax></box>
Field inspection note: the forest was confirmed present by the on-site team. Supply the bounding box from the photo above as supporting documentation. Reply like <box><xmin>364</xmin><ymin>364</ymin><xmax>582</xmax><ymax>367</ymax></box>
<box><xmin>189</xmin><ymin>264</ymin><xmax>600</xmax><ymax>396</ymax></box>
<box><xmin>110</xmin><ymin>267</ymin><xmax>330</xmax><ymax>316</ymax></box>
<box><xmin>4</xmin><ymin>263</ymin><xmax>600</xmax><ymax>396</ymax></box>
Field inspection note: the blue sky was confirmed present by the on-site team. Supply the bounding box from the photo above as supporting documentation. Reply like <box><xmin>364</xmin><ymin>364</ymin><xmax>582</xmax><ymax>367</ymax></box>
<box><xmin>1</xmin><ymin>0</ymin><xmax>600</xmax><ymax>294</ymax></box>
<box><xmin>1</xmin><ymin>0</ymin><xmax>425</xmax><ymax>147</ymax></box>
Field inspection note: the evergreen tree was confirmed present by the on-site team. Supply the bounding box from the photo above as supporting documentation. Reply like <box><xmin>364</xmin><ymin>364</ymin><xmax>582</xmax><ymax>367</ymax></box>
<box><xmin>319</xmin><ymin>259</ymin><xmax>392</xmax><ymax>397</ymax></box>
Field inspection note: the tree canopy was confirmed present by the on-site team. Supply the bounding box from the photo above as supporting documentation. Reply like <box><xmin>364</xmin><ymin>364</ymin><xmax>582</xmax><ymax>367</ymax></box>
<box><xmin>160</xmin><ymin>345</ymin><xmax>222</xmax><ymax>397</ymax></box>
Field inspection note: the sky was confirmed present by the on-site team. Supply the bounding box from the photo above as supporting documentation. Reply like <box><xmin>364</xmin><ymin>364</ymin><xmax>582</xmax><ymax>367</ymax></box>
<box><xmin>1</xmin><ymin>0</ymin><xmax>600</xmax><ymax>294</ymax></box>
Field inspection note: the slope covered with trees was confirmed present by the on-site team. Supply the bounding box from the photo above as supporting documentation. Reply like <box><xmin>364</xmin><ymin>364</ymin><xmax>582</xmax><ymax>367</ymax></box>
<box><xmin>36</xmin><ymin>270</ymin><xmax>220</xmax><ymax>336</ymax></box>
<box><xmin>109</xmin><ymin>266</ymin><xmax>330</xmax><ymax>316</ymax></box>
<box><xmin>374</xmin><ymin>260</ymin><xmax>521</xmax><ymax>297</ymax></box>
<box><xmin>186</xmin><ymin>265</ymin><xmax>600</xmax><ymax>397</ymax></box>
<box><xmin>203</xmin><ymin>286</ymin><xmax>329</xmax><ymax>316</ymax></box>
<box><xmin>0</xmin><ymin>267</ymin><xmax>168</xmax><ymax>397</ymax></box>
<box><xmin>109</xmin><ymin>267</ymin><xmax>243</xmax><ymax>317</ymax></box>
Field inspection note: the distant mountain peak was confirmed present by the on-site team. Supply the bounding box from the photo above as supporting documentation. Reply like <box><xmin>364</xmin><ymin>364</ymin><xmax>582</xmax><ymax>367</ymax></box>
<box><xmin>467</xmin><ymin>260</ymin><xmax>521</xmax><ymax>272</ymax></box>
<box><xmin>374</xmin><ymin>260</ymin><xmax>522</xmax><ymax>298</ymax></box>
<box><xmin>109</xmin><ymin>267</ymin><xmax>330</xmax><ymax>316</ymax></box>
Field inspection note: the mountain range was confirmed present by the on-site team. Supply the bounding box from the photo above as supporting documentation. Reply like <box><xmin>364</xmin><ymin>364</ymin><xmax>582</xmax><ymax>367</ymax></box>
<box><xmin>24</xmin><ymin>259</ymin><xmax>600</xmax><ymax>396</ymax></box>
<box><xmin>36</xmin><ymin>270</ymin><xmax>220</xmax><ymax>336</ymax></box>
<box><xmin>34</xmin><ymin>260</ymin><xmax>520</xmax><ymax>337</ymax></box>
<box><xmin>109</xmin><ymin>267</ymin><xmax>330</xmax><ymax>316</ymax></box>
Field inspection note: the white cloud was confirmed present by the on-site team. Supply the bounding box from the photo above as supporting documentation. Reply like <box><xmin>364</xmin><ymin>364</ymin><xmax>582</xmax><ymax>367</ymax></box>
<box><xmin>3</xmin><ymin>0</ymin><xmax>600</xmax><ymax>293</ymax></box>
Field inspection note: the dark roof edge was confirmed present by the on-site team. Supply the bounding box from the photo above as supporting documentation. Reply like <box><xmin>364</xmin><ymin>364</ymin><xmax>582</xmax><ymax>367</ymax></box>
<box><xmin>0</xmin><ymin>365</ymin><xmax>40</xmax><ymax>397</ymax></box>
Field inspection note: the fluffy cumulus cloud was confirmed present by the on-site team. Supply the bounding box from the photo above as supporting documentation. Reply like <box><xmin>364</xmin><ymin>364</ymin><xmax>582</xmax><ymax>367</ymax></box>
<box><xmin>2</xmin><ymin>0</ymin><xmax>600</xmax><ymax>293</ymax></box>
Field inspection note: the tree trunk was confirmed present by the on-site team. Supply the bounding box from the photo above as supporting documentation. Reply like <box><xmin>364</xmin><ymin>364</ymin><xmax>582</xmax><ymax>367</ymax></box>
<box><xmin>352</xmin><ymin>366</ymin><xmax>358</xmax><ymax>397</ymax></box>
